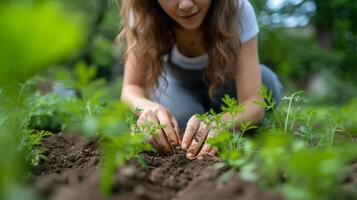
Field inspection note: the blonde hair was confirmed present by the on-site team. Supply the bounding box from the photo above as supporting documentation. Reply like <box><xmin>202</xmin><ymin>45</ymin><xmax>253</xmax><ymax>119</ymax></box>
<box><xmin>117</xmin><ymin>0</ymin><xmax>241</xmax><ymax>99</ymax></box>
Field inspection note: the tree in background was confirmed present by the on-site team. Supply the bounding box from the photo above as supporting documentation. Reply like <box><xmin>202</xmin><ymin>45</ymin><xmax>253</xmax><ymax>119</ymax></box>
<box><xmin>251</xmin><ymin>0</ymin><xmax>356</xmax><ymax>103</ymax></box>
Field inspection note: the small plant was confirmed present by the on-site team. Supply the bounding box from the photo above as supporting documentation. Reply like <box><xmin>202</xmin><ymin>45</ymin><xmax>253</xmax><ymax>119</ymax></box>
<box><xmin>126</xmin><ymin>107</ymin><xmax>166</xmax><ymax>138</ymax></box>
<box><xmin>221</xmin><ymin>94</ymin><xmax>246</xmax><ymax>134</ymax></box>
<box><xmin>281</xmin><ymin>91</ymin><xmax>305</xmax><ymax>133</ymax></box>
<box><xmin>18</xmin><ymin>129</ymin><xmax>53</xmax><ymax>166</ymax></box>
<box><xmin>81</xmin><ymin>102</ymin><xmax>157</xmax><ymax>195</ymax></box>
<box><xmin>198</xmin><ymin>87</ymin><xmax>357</xmax><ymax>200</ymax></box>
<box><xmin>196</xmin><ymin>95</ymin><xmax>259</xmax><ymax>184</ymax></box>
<box><xmin>254</xmin><ymin>84</ymin><xmax>284</xmax><ymax>130</ymax></box>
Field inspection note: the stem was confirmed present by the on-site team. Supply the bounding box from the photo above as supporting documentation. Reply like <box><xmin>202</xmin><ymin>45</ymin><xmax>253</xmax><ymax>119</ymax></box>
<box><xmin>232</xmin><ymin>111</ymin><xmax>237</xmax><ymax>136</ymax></box>
<box><xmin>284</xmin><ymin>96</ymin><xmax>294</xmax><ymax>133</ymax></box>
<box><xmin>86</xmin><ymin>101</ymin><xmax>92</xmax><ymax>116</ymax></box>
<box><xmin>273</xmin><ymin>110</ymin><xmax>283</xmax><ymax>129</ymax></box>
<box><xmin>314</xmin><ymin>140</ymin><xmax>320</xmax><ymax>150</ymax></box>
<box><xmin>232</xmin><ymin>120</ymin><xmax>236</xmax><ymax>135</ymax></box>
<box><xmin>330</xmin><ymin>125</ymin><xmax>337</xmax><ymax>145</ymax></box>
<box><xmin>290</xmin><ymin>118</ymin><xmax>297</xmax><ymax>130</ymax></box>
<box><xmin>307</xmin><ymin>112</ymin><xmax>313</xmax><ymax>127</ymax></box>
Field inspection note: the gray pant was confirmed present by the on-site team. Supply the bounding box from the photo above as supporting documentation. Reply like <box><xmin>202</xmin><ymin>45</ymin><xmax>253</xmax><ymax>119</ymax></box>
<box><xmin>152</xmin><ymin>56</ymin><xmax>283</xmax><ymax>129</ymax></box>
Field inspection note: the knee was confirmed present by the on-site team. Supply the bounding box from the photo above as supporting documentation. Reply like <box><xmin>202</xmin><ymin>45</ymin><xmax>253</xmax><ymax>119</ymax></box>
<box><xmin>260</xmin><ymin>64</ymin><xmax>283</xmax><ymax>104</ymax></box>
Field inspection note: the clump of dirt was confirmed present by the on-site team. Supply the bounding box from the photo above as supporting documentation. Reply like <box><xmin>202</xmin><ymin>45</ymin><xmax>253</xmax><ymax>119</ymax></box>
<box><xmin>341</xmin><ymin>163</ymin><xmax>357</xmax><ymax>198</ymax></box>
<box><xmin>34</xmin><ymin>134</ymin><xmax>284</xmax><ymax>200</ymax></box>
<box><xmin>33</xmin><ymin>133</ymin><xmax>99</xmax><ymax>175</ymax></box>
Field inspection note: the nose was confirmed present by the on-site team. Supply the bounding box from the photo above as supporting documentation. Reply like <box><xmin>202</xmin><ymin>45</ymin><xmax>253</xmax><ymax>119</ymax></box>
<box><xmin>178</xmin><ymin>0</ymin><xmax>195</xmax><ymax>12</ymax></box>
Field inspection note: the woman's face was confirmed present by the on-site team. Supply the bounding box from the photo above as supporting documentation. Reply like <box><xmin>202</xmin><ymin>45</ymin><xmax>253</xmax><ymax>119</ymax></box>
<box><xmin>157</xmin><ymin>0</ymin><xmax>212</xmax><ymax>30</ymax></box>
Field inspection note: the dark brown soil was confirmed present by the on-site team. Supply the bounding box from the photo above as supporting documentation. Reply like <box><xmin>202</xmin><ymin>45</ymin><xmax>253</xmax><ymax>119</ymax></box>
<box><xmin>33</xmin><ymin>133</ymin><xmax>285</xmax><ymax>200</ymax></box>
<box><xmin>342</xmin><ymin>163</ymin><xmax>357</xmax><ymax>198</ymax></box>
<box><xmin>33</xmin><ymin>133</ymin><xmax>99</xmax><ymax>176</ymax></box>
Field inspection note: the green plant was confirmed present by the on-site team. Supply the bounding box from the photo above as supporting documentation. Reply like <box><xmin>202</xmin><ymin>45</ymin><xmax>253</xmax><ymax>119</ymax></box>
<box><xmin>81</xmin><ymin>102</ymin><xmax>155</xmax><ymax>195</ymax></box>
<box><xmin>195</xmin><ymin>95</ymin><xmax>258</xmax><ymax>184</ymax></box>
<box><xmin>282</xmin><ymin>92</ymin><xmax>301</xmax><ymax>132</ymax></box>
<box><xmin>18</xmin><ymin>130</ymin><xmax>53</xmax><ymax>167</ymax></box>
<box><xmin>196</xmin><ymin>86</ymin><xmax>357</xmax><ymax>200</ymax></box>
<box><xmin>0</xmin><ymin>1</ymin><xmax>84</xmax><ymax>198</ymax></box>
<box><xmin>254</xmin><ymin>84</ymin><xmax>284</xmax><ymax>130</ymax></box>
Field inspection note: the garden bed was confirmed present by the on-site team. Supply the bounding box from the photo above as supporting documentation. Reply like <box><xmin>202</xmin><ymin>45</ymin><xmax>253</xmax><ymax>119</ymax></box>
<box><xmin>34</xmin><ymin>133</ymin><xmax>285</xmax><ymax>200</ymax></box>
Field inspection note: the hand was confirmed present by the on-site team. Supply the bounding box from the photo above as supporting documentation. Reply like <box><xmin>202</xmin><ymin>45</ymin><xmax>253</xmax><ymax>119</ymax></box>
<box><xmin>181</xmin><ymin>115</ymin><xmax>218</xmax><ymax>159</ymax></box>
<box><xmin>137</xmin><ymin>104</ymin><xmax>180</xmax><ymax>154</ymax></box>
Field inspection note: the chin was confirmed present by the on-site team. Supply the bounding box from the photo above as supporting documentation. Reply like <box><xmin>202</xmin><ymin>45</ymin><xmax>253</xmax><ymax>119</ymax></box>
<box><xmin>178</xmin><ymin>22</ymin><xmax>202</xmax><ymax>30</ymax></box>
<box><xmin>181</xmin><ymin>25</ymin><xmax>200</xmax><ymax>30</ymax></box>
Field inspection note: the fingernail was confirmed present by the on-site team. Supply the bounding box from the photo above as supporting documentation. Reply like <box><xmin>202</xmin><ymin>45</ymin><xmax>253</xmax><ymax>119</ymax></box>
<box><xmin>182</xmin><ymin>143</ymin><xmax>188</xmax><ymax>150</ymax></box>
<box><xmin>187</xmin><ymin>153</ymin><xmax>193</xmax><ymax>159</ymax></box>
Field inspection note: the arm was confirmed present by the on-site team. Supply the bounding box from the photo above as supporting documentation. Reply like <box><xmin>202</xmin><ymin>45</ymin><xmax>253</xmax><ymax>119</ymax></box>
<box><xmin>120</xmin><ymin>38</ymin><xmax>180</xmax><ymax>153</ymax></box>
<box><xmin>120</xmin><ymin>48</ymin><xmax>157</xmax><ymax>111</ymax></box>
<box><xmin>221</xmin><ymin>36</ymin><xmax>265</xmax><ymax>128</ymax></box>
<box><xmin>181</xmin><ymin>36</ymin><xmax>264</xmax><ymax>159</ymax></box>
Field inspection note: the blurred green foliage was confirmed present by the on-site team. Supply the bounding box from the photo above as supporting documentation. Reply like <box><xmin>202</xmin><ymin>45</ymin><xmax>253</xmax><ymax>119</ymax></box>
<box><xmin>0</xmin><ymin>0</ymin><xmax>85</xmax><ymax>199</ymax></box>
<box><xmin>251</xmin><ymin>0</ymin><xmax>357</xmax><ymax>103</ymax></box>
<box><xmin>55</xmin><ymin>0</ymin><xmax>121</xmax><ymax>79</ymax></box>
<box><xmin>0</xmin><ymin>1</ymin><xmax>85</xmax><ymax>85</ymax></box>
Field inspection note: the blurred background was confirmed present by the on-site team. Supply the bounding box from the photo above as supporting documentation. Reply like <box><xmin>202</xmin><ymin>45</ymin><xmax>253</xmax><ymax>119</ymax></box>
<box><xmin>252</xmin><ymin>0</ymin><xmax>357</xmax><ymax>104</ymax></box>
<box><xmin>1</xmin><ymin>0</ymin><xmax>356</xmax><ymax>103</ymax></box>
<box><xmin>39</xmin><ymin>0</ymin><xmax>357</xmax><ymax>104</ymax></box>
<box><xmin>0</xmin><ymin>1</ymin><xmax>356</xmax><ymax>198</ymax></box>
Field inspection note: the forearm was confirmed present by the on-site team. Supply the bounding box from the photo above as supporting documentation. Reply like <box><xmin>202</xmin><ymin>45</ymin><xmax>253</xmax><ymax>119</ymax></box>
<box><xmin>221</xmin><ymin>99</ymin><xmax>265</xmax><ymax>130</ymax></box>
<box><xmin>121</xmin><ymin>84</ymin><xmax>159</xmax><ymax>113</ymax></box>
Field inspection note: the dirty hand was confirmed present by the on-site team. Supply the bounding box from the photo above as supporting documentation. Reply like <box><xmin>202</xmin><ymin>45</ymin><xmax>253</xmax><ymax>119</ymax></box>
<box><xmin>137</xmin><ymin>104</ymin><xmax>180</xmax><ymax>154</ymax></box>
<box><xmin>181</xmin><ymin>115</ymin><xmax>218</xmax><ymax>160</ymax></box>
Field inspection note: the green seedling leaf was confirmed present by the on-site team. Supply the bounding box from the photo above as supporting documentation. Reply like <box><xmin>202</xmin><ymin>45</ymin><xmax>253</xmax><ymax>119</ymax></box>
<box><xmin>206</xmin><ymin>131</ymin><xmax>231</xmax><ymax>147</ymax></box>
<box><xmin>240</xmin><ymin>121</ymin><xmax>258</xmax><ymax>134</ymax></box>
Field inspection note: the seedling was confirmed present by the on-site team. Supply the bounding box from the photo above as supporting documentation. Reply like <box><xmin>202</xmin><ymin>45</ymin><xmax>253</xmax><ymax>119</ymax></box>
<box><xmin>18</xmin><ymin>129</ymin><xmax>53</xmax><ymax>166</ymax></box>
<box><xmin>281</xmin><ymin>91</ymin><xmax>305</xmax><ymax>133</ymax></box>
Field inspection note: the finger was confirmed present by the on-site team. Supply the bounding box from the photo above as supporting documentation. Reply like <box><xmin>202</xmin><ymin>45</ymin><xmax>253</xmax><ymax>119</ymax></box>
<box><xmin>147</xmin><ymin>135</ymin><xmax>161</xmax><ymax>151</ymax></box>
<box><xmin>136</xmin><ymin>115</ymin><xmax>145</xmax><ymax>126</ymax></box>
<box><xmin>186</xmin><ymin>123</ymin><xmax>208</xmax><ymax>159</ymax></box>
<box><xmin>197</xmin><ymin>144</ymin><xmax>213</xmax><ymax>159</ymax></box>
<box><xmin>141</xmin><ymin>113</ymin><xmax>172</xmax><ymax>154</ymax></box>
<box><xmin>209</xmin><ymin>147</ymin><xmax>218</xmax><ymax>155</ymax></box>
<box><xmin>197</xmin><ymin>130</ymin><xmax>217</xmax><ymax>159</ymax></box>
<box><xmin>182</xmin><ymin>116</ymin><xmax>200</xmax><ymax>150</ymax></box>
<box><xmin>171</xmin><ymin>116</ymin><xmax>181</xmax><ymax>144</ymax></box>
<box><xmin>157</xmin><ymin>111</ymin><xmax>178</xmax><ymax>145</ymax></box>
<box><xmin>154</xmin><ymin>126</ymin><xmax>173</xmax><ymax>154</ymax></box>
<box><xmin>136</xmin><ymin>111</ymin><xmax>153</xmax><ymax>127</ymax></box>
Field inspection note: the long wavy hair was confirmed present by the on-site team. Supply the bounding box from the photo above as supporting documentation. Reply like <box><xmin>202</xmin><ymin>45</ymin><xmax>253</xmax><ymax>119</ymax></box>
<box><xmin>117</xmin><ymin>0</ymin><xmax>241</xmax><ymax>99</ymax></box>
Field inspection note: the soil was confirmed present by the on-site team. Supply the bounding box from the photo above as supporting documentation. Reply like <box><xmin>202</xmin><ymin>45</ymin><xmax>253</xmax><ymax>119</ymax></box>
<box><xmin>342</xmin><ymin>163</ymin><xmax>357</xmax><ymax>198</ymax></box>
<box><xmin>34</xmin><ymin>133</ymin><xmax>357</xmax><ymax>200</ymax></box>
<box><xmin>33</xmin><ymin>133</ymin><xmax>283</xmax><ymax>200</ymax></box>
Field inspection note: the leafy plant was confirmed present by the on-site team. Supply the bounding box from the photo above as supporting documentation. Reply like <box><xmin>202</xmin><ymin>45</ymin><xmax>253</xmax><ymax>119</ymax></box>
<box><xmin>0</xmin><ymin>1</ymin><xmax>85</xmax><ymax>199</ymax></box>
<box><xmin>80</xmin><ymin>102</ymin><xmax>155</xmax><ymax>195</ymax></box>
<box><xmin>18</xmin><ymin>130</ymin><xmax>53</xmax><ymax>167</ymax></box>
<box><xmin>197</xmin><ymin>86</ymin><xmax>357</xmax><ymax>200</ymax></box>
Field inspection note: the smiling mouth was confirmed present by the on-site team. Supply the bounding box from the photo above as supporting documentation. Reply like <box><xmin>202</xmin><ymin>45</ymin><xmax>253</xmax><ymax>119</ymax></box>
<box><xmin>179</xmin><ymin>11</ymin><xmax>199</xmax><ymax>18</ymax></box>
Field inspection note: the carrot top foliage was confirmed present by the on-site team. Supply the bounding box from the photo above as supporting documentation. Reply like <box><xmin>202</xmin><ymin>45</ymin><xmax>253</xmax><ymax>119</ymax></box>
<box><xmin>198</xmin><ymin>86</ymin><xmax>357</xmax><ymax>200</ymax></box>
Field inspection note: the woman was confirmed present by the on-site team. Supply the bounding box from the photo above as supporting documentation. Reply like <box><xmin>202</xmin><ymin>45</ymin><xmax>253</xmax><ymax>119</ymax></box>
<box><xmin>119</xmin><ymin>0</ymin><xmax>283</xmax><ymax>159</ymax></box>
